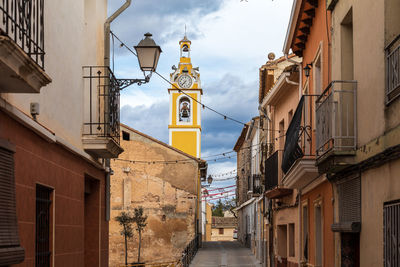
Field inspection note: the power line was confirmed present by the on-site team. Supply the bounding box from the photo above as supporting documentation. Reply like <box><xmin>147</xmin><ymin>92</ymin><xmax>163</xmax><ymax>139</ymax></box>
<box><xmin>110</xmin><ymin>31</ymin><xmax>282</xmax><ymax>133</ymax></box>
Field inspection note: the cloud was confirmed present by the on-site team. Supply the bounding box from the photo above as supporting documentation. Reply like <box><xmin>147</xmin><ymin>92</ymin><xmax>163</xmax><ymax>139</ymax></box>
<box><xmin>111</xmin><ymin>0</ymin><xmax>293</xmax><ymax>189</ymax></box>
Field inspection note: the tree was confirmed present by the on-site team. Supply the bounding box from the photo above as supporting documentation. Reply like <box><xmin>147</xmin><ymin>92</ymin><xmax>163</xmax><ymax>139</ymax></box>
<box><xmin>115</xmin><ymin>212</ymin><xmax>134</xmax><ymax>266</ymax></box>
<box><xmin>212</xmin><ymin>200</ymin><xmax>225</xmax><ymax>217</ymax></box>
<box><xmin>132</xmin><ymin>207</ymin><xmax>147</xmax><ymax>263</ymax></box>
<box><xmin>211</xmin><ymin>198</ymin><xmax>237</xmax><ymax>217</ymax></box>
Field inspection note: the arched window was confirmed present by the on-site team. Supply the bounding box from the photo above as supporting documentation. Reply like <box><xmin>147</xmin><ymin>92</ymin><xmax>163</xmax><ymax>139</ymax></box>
<box><xmin>179</xmin><ymin>97</ymin><xmax>191</xmax><ymax>122</ymax></box>
<box><xmin>181</xmin><ymin>44</ymin><xmax>190</xmax><ymax>58</ymax></box>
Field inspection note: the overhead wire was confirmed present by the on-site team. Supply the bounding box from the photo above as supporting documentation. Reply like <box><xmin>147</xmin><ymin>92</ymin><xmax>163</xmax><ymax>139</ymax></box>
<box><xmin>109</xmin><ymin>31</ymin><xmax>282</xmax><ymax>133</ymax></box>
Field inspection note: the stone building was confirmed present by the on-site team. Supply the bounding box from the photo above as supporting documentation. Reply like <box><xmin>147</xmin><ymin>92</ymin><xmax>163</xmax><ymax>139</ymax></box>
<box><xmin>211</xmin><ymin>217</ymin><xmax>238</xmax><ymax>242</ymax></box>
<box><xmin>109</xmin><ymin>124</ymin><xmax>206</xmax><ymax>266</ymax></box>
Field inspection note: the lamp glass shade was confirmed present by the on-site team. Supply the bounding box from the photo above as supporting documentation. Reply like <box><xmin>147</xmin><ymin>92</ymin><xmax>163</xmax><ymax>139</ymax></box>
<box><xmin>134</xmin><ymin>33</ymin><xmax>162</xmax><ymax>72</ymax></box>
<box><xmin>207</xmin><ymin>175</ymin><xmax>213</xmax><ymax>184</ymax></box>
<box><xmin>304</xmin><ymin>64</ymin><xmax>311</xmax><ymax>77</ymax></box>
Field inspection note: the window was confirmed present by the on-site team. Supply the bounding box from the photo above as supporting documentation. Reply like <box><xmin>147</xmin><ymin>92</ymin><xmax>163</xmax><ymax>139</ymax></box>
<box><xmin>36</xmin><ymin>184</ymin><xmax>53</xmax><ymax>267</ymax></box>
<box><xmin>313</xmin><ymin>49</ymin><xmax>322</xmax><ymax>95</ymax></box>
<box><xmin>289</xmin><ymin>223</ymin><xmax>295</xmax><ymax>257</ymax></box>
<box><xmin>288</xmin><ymin>110</ymin><xmax>293</xmax><ymax>124</ymax></box>
<box><xmin>314</xmin><ymin>201</ymin><xmax>323</xmax><ymax>267</ymax></box>
<box><xmin>277</xmin><ymin>225</ymin><xmax>287</xmax><ymax>258</ymax></box>
<box><xmin>0</xmin><ymin>140</ymin><xmax>24</xmax><ymax>265</ymax></box>
<box><xmin>302</xmin><ymin>204</ymin><xmax>309</xmax><ymax>262</ymax></box>
<box><xmin>122</xmin><ymin>131</ymin><xmax>130</xmax><ymax>141</ymax></box>
<box><xmin>279</xmin><ymin>119</ymin><xmax>285</xmax><ymax>151</ymax></box>
<box><xmin>341</xmin><ymin>9</ymin><xmax>354</xmax><ymax>81</ymax></box>
<box><xmin>384</xmin><ymin>200</ymin><xmax>400</xmax><ymax>267</ymax></box>
<box><xmin>219</xmin><ymin>228</ymin><xmax>224</xmax><ymax>235</ymax></box>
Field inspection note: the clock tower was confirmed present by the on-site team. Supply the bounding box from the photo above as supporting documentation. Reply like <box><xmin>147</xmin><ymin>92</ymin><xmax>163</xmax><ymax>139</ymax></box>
<box><xmin>168</xmin><ymin>35</ymin><xmax>202</xmax><ymax>158</ymax></box>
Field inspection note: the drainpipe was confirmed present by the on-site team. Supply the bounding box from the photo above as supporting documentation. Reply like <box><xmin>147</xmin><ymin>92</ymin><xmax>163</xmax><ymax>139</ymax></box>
<box><xmin>298</xmin><ymin>189</ymin><xmax>302</xmax><ymax>267</ymax></box>
<box><xmin>284</xmin><ymin>54</ymin><xmax>303</xmax><ymax>99</ymax></box>
<box><xmin>104</xmin><ymin>0</ymin><xmax>132</xmax><ymax>67</ymax></box>
<box><xmin>104</xmin><ymin>0</ymin><xmax>131</xmax><ymax>221</ymax></box>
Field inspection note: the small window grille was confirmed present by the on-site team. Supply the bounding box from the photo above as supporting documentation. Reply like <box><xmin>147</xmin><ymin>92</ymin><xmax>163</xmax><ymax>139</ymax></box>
<box><xmin>219</xmin><ymin>228</ymin><xmax>224</xmax><ymax>235</ymax></box>
<box><xmin>384</xmin><ymin>200</ymin><xmax>400</xmax><ymax>267</ymax></box>
<box><xmin>36</xmin><ymin>184</ymin><xmax>52</xmax><ymax>267</ymax></box>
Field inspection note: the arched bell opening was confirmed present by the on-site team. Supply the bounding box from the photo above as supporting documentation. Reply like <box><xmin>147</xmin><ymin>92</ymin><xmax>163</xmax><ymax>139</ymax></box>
<box><xmin>179</xmin><ymin>96</ymin><xmax>191</xmax><ymax>122</ymax></box>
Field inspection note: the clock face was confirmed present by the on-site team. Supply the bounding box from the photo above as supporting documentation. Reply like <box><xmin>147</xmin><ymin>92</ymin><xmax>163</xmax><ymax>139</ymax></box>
<box><xmin>178</xmin><ymin>74</ymin><xmax>193</xmax><ymax>89</ymax></box>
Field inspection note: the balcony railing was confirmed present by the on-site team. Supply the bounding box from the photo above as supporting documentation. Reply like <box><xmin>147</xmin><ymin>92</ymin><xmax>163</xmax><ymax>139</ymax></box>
<box><xmin>282</xmin><ymin>95</ymin><xmax>317</xmax><ymax>174</ymax></box>
<box><xmin>0</xmin><ymin>0</ymin><xmax>45</xmax><ymax>68</ymax></box>
<box><xmin>265</xmin><ymin>151</ymin><xmax>278</xmax><ymax>191</ymax></box>
<box><xmin>386</xmin><ymin>34</ymin><xmax>400</xmax><ymax>104</ymax></box>
<box><xmin>316</xmin><ymin>80</ymin><xmax>357</xmax><ymax>157</ymax></box>
<box><xmin>82</xmin><ymin>66</ymin><xmax>120</xmax><ymax>145</ymax></box>
<box><xmin>252</xmin><ymin>174</ymin><xmax>262</xmax><ymax>194</ymax></box>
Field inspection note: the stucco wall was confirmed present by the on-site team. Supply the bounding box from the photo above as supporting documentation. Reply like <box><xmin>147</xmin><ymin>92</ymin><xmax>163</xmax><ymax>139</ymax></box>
<box><xmin>1</xmin><ymin>0</ymin><xmax>107</xmax><ymax>150</ymax></box>
<box><xmin>301</xmin><ymin>179</ymin><xmax>334</xmax><ymax>267</ymax></box>
<box><xmin>360</xmin><ymin>158</ymin><xmax>400</xmax><ymax>267</ymax></box>
<box><xmin>109</xmin><ymin>126</ymin><xmax>199</xmax><ymax>266</ymax></box>
<box><xmin>211</xmin><ymin>228</ymin><xmax>235</xmax><ymax>241</ymax></box>
<box><xmin>1</xmin><ymin>110</ymin><xmax>108</xmax><ymax>267</ymax></box>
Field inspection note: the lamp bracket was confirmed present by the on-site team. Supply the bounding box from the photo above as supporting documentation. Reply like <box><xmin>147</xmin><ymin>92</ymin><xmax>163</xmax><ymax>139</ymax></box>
<box><xmin>116</xmin><ymin>75</ymin><xmax>150</xmax><ymax>90</ymax></box>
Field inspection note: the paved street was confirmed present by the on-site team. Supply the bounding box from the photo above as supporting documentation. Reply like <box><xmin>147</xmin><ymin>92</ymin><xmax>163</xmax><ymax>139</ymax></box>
<box><xmin>190</xmin><ymin>241</ymin><xmax>262</xmax><ymax>267</ymax></box>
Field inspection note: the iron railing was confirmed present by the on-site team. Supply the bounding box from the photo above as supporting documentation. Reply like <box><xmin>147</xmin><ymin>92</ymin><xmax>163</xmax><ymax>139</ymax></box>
<box><xmin>316</xmin><ymin>80</ymin><xmax>357</xmax><ymax>157</ymax></box>
<box><xmin>265</xmin><ymin>151</ymin><xmax>278</xmax><ymax>191</ymax></box>
<box><xmin>252</xmin><ymin>174</ymin><xmax>262</xmax><ymax>194</ymax></box>
<box><xmin>36</xmin><ymin>184</ymin><xmax>52</xmax><ymax>267</ymax></box>
<box><xmin>180</xmin><ymin>234</ymin><xmax>200</xmax><ymax>267</ymax></box>
<box><xmin>82</xmin><ymin>66</ymin><xmax>120</xmax><ymax>145</ymax></box>
<box><xmin>0</xmin><ymin>0</ymin><xmax>45</xmax><ymax>68</ymax></box>
<box><xmin>386</xmin><ymin>34</ymin><xmax>400</xmax><ymax>104</ymax></box>
<box><xmin>282</xmin><ymin>95</ymin><xmax>317</xmax><ymax>173</ymax></box>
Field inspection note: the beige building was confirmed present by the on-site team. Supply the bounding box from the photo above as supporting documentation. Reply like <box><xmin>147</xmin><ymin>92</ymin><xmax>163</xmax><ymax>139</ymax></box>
<box><xmin>211</xmin><ymin>217</ymin><xmax>238</xmax><ymax>242</ymax></box>
<box><xmin>109</xmin><ymin>124</ymin><xmax>206</xmax><ymax>266</ymax></box>
<box><xmin>324</xmin><ymin>0</ymin><xmax>400</xmax><ymax>266</ymax></box>
<box><xmin>0</xmin><ymin>0</ymin><xmax>116</xmax><ymax>266</ymax></box>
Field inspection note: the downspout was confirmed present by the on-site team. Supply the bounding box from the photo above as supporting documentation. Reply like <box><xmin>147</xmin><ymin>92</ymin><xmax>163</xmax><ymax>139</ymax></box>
<box><xmin>284</xmin><ymin>54</ymin><xmax>303</xmax><ymax>99</ymax></box>
<box><xmin>104</xmin><ymin>0</ymin><xmax>132</xmax><ymax>67</ymax></box>
<box><xmin>298</xmin><ymin>189</ymin><xmax>302</xmax><ymax>267</ymax></box>
<box><xmin>104</xmin><ymin>0</ymin><xmax>131</xmax><ymax>221</ymax></box>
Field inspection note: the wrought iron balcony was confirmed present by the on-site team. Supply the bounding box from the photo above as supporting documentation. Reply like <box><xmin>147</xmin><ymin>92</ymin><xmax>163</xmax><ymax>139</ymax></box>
<box><xmin>265</xmin><ymin>150</ymin><xmax>292</xmax><ymax>199</ymax></box>
<box><xmin>265</xmin><ymin>151</ymin><xmax>278</xmax><ymax>191</ymax></box>
<box><xmin>282</xmin><ymin>95</ymin><xmax>317</xmax><ymax>174</ymax></box>
<box><xmin>386</xmin><ymin>34</ymin><xmax>400</xmax><ymax>104</ymax></box>
<box><xmin>82</xmin><ymin>66</ymin><xmax>123</xmax><ymax>159</ymax></box>
<box><xmin>316</xmin><ymin>81</ymin><xmax>357</xmax><ymax>158</ymax></box>
<box><xmin>0</xmin><ymin>0</ymin><xmax>50</xmax><ymax>93</ymax></box>
<box><xmin>281</xmin><ymin>95</ymin><xmax>319</xmax><ymax>189</ymax></box>
<box><xmin>0</xmin><ymin>0</ymin><xmax>44</xmax><ymax>68</ymax></box>
<box><xmin>252</xmin><ymin>174</ymin><xmax>262</xmax><ymax>195</ymax></box>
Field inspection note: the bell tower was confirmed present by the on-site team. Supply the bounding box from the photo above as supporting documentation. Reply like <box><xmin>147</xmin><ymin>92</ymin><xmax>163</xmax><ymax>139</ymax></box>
<box><xmin>168</xmin><ymin>35</ymin><xmax>202</xmax><ymax>158</ymax></box>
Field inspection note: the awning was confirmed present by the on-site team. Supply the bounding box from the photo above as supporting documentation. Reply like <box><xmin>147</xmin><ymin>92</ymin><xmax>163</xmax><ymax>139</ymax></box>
<box><xmin>234</xmin><ymin>198</ymin><xmax>256</xmax><ymax>211</ymax></box>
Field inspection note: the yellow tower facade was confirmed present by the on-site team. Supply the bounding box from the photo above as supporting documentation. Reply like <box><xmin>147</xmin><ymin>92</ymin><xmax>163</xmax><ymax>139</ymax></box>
<box><xmin>168</xmin><ymin>36</ymin><xmax>202</xmax><ymax>158</ymax></box>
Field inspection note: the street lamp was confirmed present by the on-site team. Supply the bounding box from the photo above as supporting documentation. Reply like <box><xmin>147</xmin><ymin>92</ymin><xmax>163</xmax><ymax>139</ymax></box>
<box><xmin>207</xmin><ymin>175</ymin><xmax>213</xmax><ymax>185</ymax></box>
<box><xmin>304</xmin><ymin>64</ymin><xmax>312</xmax><ymax>78</ymax></box>
<box><xmin>116</xmin><ymin>32</ymin><xmax>162</xmax><ymax>89</ymax></box>
<box><xmin>135</xmin><ymin>32</ymin><xmax>162</xmax><ymax>73</ymax></box>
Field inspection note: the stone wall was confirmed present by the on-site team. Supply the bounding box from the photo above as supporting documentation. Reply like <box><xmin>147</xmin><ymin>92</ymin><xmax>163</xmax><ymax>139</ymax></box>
<box><xmin>109</xmin><ymin>125</ymin><xmax>200</xmax><ymax>266</ymax></box>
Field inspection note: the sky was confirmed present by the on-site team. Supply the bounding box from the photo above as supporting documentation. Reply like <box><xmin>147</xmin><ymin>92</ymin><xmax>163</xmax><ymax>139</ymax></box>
<box><xmin>108</xmin><ymin>0</ymin><xmax>293</xmax><ymax>202</ymax></box>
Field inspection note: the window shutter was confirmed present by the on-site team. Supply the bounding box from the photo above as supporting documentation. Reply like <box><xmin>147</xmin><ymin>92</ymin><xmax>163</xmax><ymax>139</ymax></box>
<box><xmin>338</xmin><ymin>176</ymin><xmax>361</xmax><ymax>222</ymax></box>
<box><xmin>0</xmin><ymin>140</ymin><xmax>24</xmax><ymax>265</ymax></box>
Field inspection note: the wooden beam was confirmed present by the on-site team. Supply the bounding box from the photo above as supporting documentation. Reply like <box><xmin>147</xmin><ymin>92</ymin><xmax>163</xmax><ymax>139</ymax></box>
<box><xmin>299</xmin><ymin>26</ymin><xmax>310</xmax><ymax>35</ymax></box>
<box><xmin>304</xmin><ymin>8</ymin><xmax>315</xmax><ymax>18</ymax></box>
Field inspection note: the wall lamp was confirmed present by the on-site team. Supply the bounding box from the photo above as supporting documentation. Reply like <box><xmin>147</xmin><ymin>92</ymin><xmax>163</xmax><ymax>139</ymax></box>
<box><xmin>304</xmin><ymin>63</ymin><xmax>312</xmax><ymax>78</ymax></box>
<box><xmin>207</xmin><ymin>175</ymin><xmax>213</xmax><ymax>185</ymax></box>
<box><xmin>116</xmin><ymin>33</ymin><xmax>162</xmax><ymax>89</ymax></box>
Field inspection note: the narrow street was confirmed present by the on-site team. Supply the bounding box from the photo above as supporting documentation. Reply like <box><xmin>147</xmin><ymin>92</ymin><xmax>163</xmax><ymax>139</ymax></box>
<box><xmin>190</xmin><ymin>241</ymin><xmax>262</xmax><ymax>267</ymax></box>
